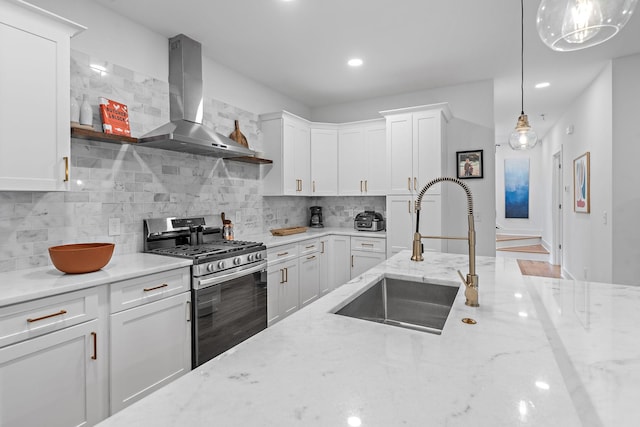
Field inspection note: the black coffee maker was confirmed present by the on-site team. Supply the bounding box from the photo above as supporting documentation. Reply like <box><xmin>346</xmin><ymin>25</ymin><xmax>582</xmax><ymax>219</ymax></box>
<box><xmin>309</xmin><ymin>206</ymin><xmax>324</xmax><ymax>228</ymax></box>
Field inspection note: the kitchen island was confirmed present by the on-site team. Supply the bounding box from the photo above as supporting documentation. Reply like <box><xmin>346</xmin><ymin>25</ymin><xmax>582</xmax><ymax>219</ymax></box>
<box><xmin>96</xmin><ymin>251</ymin><xmax>639</xmax><ymax>427</ymax></box>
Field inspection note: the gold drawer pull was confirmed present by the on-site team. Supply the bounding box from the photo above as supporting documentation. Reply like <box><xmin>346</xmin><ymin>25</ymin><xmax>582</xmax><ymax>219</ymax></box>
<box><xmin>63</xmin><ymin>156</ymin><xmax>69</xmax><ymax>182</ymax></box>
<box><xmin>408</xmin><ymin>177</ymin><xmax>411</xmax><ymax>191</ymax></box>
<box><xmin>280</xmin><ymin>268</ymin><xmax>286</xmax><ymax>284</ymax></box>
<box><xmin>307</xmin><ymin>255</ymin><xmax>316</xmax><ymax>260</ymax></box>
<box><xmin>277</xmin><ymin>252</ymin><xmax>289</xmax><ymax>257</ymax></box>
<box><xmin>27</xmin><ymin>309</ymin><xmax>67</xmax><ymax>323</ymax></box>
<box><xmin>321</xmin><ymin>241</ymin><xmax>325</xmax><ymax>254</ymax></box>
<box><xmin>91</xmin><ymin>332</ymin><xmax>97</xmax><ymax>360</ymax></box>
<box><xmin>361</xmin><ymin>243</ymin><xmax>374</xmax><ymax>247</ymax></box>
<box><xmin>414</xmin><ymin>177</ymin><xmax>417</xmax><ymax>190</ymax></box>
<box><xmin>305</xmin><ymin>245</ymin><xmax>315</xmax><ymax>249</ymax></box>
<box><xmin>143</xmin><ymin>283</ymin><xmax>168</xmax><ymax>292</ymax></box>
<box><xmin>365</xmin><ymin>180</ymin><xmax>368</xmax><ymax>192</ymax></box>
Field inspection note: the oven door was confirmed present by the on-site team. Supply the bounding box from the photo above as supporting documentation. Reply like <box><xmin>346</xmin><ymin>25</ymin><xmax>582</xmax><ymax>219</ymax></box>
<box><xmin>192</xmin><ymin>261</ymin><xmax>267</xmax><ymax>368</ymax></box>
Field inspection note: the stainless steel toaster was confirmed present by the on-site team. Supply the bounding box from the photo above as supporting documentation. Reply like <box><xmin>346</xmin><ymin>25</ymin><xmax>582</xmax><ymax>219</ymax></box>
<box><xmin>354</xmin><ymin>211</ymin><xmax>385</xmax><ymax>231</ymax></box>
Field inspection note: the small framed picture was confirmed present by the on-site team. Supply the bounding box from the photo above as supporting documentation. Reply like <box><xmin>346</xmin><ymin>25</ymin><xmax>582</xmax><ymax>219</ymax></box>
<box><xmin>456</xmin><ymin>150</ymin><xmax>483</xmax><ymax>179</ymax></box>
<box><xmin>573</xmin><ymin>151</ymin><xmax>590</xmax><ymax>213</ymax></box>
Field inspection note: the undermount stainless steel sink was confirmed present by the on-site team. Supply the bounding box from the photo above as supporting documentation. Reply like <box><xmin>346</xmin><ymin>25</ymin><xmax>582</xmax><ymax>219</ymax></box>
<box><xmin>334</xmin><ymin>277</ymin><xmax>459</xmax><ymax>335</ymax></box>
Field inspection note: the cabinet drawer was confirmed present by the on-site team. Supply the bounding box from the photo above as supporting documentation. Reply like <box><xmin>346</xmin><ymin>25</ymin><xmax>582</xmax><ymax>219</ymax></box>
<box><xmin>298</xmin><ymin>238</ymin><xmax>320</xmax><ymax>256</ymax></box>
<box><xmin>351</xmin><ymin>236</ymin><xmax>386</xmax><ymax>253</ymax></box>
<box><xmin>0</xmin><ymin>288</ymin><xmax>99</xmax><ymax>348</ymax></box>
<box><xmin>267</xmin><ymin>243</ymin><xmax>299</xmax><ymax>266</ymax></box>
<box><xmin>110</xmin><ymin>268</ymin><xmax>190</xmax><ymax>314</ymax></box>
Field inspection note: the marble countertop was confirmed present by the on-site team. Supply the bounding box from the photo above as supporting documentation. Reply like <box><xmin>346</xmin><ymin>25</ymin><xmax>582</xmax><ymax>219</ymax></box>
<box><xmin>95</xmin><ymin>250</ymin><xmax>639</xmax><ymax>427</ymax></box>
<box><xmin>0</xmin><ymin>253</ymin><xmax>191</xmax><ymax>307</ymax></box>
<box><xmin>238</xmin><ymin>227</ymin><xmax>386</xmax><ymax>248</ymax></box>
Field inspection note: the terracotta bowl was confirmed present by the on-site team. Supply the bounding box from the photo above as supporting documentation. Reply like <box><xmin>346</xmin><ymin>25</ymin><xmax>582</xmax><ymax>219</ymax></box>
<box><xmin>48</xmin><ymin>243</ymin><xmax>115</xmax><ymax>274</ymax></box>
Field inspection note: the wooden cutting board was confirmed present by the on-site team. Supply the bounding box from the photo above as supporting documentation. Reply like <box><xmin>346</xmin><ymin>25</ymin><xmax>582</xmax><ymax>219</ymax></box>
<box><xmin>229</xmin><ymin>120</ymin><xmax>249</xmax><ymax>147</ymax></box>
<box><xmin>270</xmin><ymin>226</ymin><xmax>308</xmax><ymax>236</ymax></box>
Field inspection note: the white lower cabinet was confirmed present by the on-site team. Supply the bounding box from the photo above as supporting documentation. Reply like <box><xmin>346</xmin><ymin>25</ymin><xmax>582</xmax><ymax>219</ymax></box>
<box><xmin>331</xmin><ymin>235</ymin><xmax>351</xmax><ymax>288</ymax></box>
<box><xmin>299</xmin><ymin>249</ymin><xmax>320</xmax><ymax>307</ymax></box>
<box><xmin>267</xmin><ymin>258</ymin><xmax>299</xmax><ymax>326</ymax></box>
<box><xmin>318</xmin><ymin>238</ymin><xmax>330</xmax><ymax>296</ymax></box>
<box><xmin>351</xmin><ymin>236</ymin><xmax>387</xmax><ymax>278</ymax></box>
<box><xmin>0</xmin><ymin>287</ymin><xmax>108</xmax><ymax>427</ymax></box>
<box><xmin>109</xmin><ymin>268</ymin><xmax>191</xmax><ymax>414</ymax></box>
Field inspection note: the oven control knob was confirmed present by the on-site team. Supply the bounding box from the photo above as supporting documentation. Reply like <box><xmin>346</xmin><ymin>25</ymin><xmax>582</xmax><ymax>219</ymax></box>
<box><xmin>256</xmin><ymin>252</ymin><xmax>262</xmax><ymax>260</ymax></box>
<box><xmin>233</xmin><ymin>257</ymin><xmax>242</xmax><ymax>266</ymax></box>
<box><xmin>248</xmin><ymin>254</ymin><xmax>255</xmax><ymax>262</ymax></box>
<box><xmin>207</xmin><ymin>264</ymin><xmax>215</xmax><ymax>272</ymax></box>
<box><xmin>217</xmin><ymin>261</ymin><xmax>226</xmax><ymax>269</ymax></box>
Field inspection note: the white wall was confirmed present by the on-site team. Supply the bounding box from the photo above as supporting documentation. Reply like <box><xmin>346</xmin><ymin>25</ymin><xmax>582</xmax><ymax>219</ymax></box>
<box><xmin>541</xmin><ymin>63</ymin><xmax>613</xmax><ymax>283</ymax></box>
<box><xmin>495</xmin><ymin>144</ymin><xmax>544</xmax><ymax>236</ymax></box>
<box><xmin>29</xmin><ymin>0</ymin><xmax>310</xmax><ymax>118</ymax></box>
<box><xmin>612</xmin><ymin>53</ymin><xmax>640</xmax><ymax>285</ymax></box>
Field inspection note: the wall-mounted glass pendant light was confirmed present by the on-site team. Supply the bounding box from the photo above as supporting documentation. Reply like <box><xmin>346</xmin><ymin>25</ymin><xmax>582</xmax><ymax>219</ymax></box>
<box><xmin>509</xmin><ymin>0</ymin><xmax>538</xmax><ymax>150</ymax></box>
<box><xmin>537</xmin><ymin>0</ymin><xmax>638</xmax><ymax>51</ymax></box>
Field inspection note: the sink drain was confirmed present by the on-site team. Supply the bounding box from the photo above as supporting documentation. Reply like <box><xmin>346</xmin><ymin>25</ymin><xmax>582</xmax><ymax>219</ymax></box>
<box><xmin>461</xmin><ymin>318</ymin><xmax>477</xmax><ymax>325</ymax></box>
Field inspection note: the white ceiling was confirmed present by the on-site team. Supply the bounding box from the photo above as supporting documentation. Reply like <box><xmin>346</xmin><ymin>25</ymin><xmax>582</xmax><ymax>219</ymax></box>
<box><xmin>93</xmin><ymin>0</ymin><xmax>640</xmax><ymax>143</ymax></box>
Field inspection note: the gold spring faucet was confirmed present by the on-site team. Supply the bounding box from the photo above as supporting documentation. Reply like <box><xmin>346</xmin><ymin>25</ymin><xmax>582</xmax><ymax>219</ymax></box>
<box><xmin>410</xmin><ymin>177</ymin><xmax>479</xmax><ymax>307</ymax></box>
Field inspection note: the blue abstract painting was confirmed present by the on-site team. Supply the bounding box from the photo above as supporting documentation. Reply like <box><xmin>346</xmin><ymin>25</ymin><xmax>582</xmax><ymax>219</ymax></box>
<box><xmin>505</xmin><ymin>158</ymin><xmax>529</xmax><ymax>219</ymax></box>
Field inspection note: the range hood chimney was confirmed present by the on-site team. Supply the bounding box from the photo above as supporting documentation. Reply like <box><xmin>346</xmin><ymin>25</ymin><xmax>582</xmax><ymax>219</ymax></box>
<box><xmin>138</xmin><ymin>34</ymin><xmax>255</xmax><ymax>158</ymax></box>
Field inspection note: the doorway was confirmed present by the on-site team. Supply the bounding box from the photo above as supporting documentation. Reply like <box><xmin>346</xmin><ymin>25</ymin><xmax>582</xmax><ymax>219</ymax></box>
<box><xmin>552</xmin><ymin>149</ymin><xmax>563</xmax><ymax>267</ymax></box>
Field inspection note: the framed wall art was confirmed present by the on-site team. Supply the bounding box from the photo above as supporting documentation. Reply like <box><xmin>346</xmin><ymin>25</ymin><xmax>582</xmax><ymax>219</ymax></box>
<box><xmin>504</xmin><ymin>158</ymin><xmax>530</xmax><ymax>219</ymax></box>
<box><xmin>456</xmin><ymin>150</ymin><xmax>483</xmax><ymax>179</ymax></box>
<box><xmin>573</xmin><ymin>151</ymin><xmax>590</xmax><ymax>213</ymax></box>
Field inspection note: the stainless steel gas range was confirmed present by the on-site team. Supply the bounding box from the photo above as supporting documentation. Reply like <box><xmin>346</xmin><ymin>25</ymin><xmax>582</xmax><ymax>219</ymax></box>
<box><xmin>144</xmin><ymin>216</ymin><xmax>267</xmax><ymax>368</ymax></box>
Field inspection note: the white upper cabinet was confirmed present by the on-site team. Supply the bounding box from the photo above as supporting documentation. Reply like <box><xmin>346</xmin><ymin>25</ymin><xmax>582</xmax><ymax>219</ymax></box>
<box><xmin>310</xmin><ymin>126</ymin><xmax>338</xmax><ymax>196</ymax></box>
<box><xmin>383</xmin><ymin>104</ymin><xmax>451</xmax><ymax>195</ymax></box>
<box><xmin>337</xmin><ymin>119</ymin><xmax>386</xmax><ymax>196</ymax></box>
<box><xmin>0</xmin><ymin>0</ymin><xmax>85</xmax><ymax>191</ymax></box>
<box><xmin>261</xmin><ymin>111</ymin><xmax>311</xmax><ymax>196</ymax></box>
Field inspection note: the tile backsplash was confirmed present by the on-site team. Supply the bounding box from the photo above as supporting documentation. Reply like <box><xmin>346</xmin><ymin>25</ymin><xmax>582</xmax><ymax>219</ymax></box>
<box><xmin>0</xmin><ymin>51</ymin><xmax>385</xmax><ymax>273</ymax></box>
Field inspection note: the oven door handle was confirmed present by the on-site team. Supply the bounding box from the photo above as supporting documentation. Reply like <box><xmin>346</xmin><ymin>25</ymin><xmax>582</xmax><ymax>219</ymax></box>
<box><xmin>196</xmin><ymin>261</ymin><xmax>267</xmax><ymax>288</ymax></box>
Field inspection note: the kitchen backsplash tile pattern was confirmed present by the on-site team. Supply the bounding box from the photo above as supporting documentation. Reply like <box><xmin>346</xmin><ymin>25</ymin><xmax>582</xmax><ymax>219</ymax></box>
<box><xmin>0</xmin><ymin>51</ymin><xmax>384</xmax><ymax>273</ymax></box>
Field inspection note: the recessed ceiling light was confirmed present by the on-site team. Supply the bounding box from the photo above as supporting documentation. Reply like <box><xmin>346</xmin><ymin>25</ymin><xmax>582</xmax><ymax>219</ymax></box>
<box><xmin>535</xmin><ymin>82</ymin><xmax>551</xmax><ymax>89</ymax></box>
<box><xmin>348</xmin><ymin>58</ymin><xmax>363</xmax><ymax>67</ymax></box>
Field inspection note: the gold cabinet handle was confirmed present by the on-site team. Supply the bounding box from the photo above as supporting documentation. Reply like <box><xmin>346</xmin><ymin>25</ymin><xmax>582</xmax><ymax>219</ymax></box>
<box><xmin>27</xmin><ymin>309</ymin><xmax>67</xmax><ymax>323</ymax></box>
<box><xmin>307</xmin><ymin>255</ymin><xmax>316</xmax><ymax>260</ymax></box>
<box><xmin>186</xmin><ymin>301</ymin><xmax>191</xmax><ymax>322</ymax></box>
<box><xmin>284</xmin><ymin>267</ymin><xmax>288</xmax><ymax>283</ymax></box>
<box><xmin>143</xmin><ymin>283</ymin><xmax>168</xmax><ymax>292</ymax></box>
<box><xmin>91</xmin><ymin>332</ymin><xmax>97</xmax><ymax>360</ymax></box>
<box><xmin>63</xmin><ymin>156</ymin><xmax>69</xmax><ymax>182</ymax></box>
<box><xmin>277</xmin><ymin>251</ymin><xmax>289</xmax><ymax>257</ymax></box>
<box><xmin>408</xmin><ymin>200</ymin><xmax>411</xmax><ymax>213</ymax></box>
<box><xmin>360</xmin><ymin>180</ymin><xmax>363</xmax><ymax>192</ymax></box>
<box><xmin>361</xmin><ymin>243</ymin><xmax>374</xmax><ymax>247</ymax></box>
<box><xmin>351</xmin><ymin>255</ymin><xmax>354</xmax><ymax>268</ymax></box>
<box><xmin>365</xmin><ymin>180</ymin><xmax>368</xmax><ymax>192</ymax></box>
<box><xmin>414</xmin><ymin>177</ymin><xmax>417</xmax><ymax>191</ymax></box>
<box><xmin>408</xmin><ymin>177</ymin><xmax>411</xmax><ymax>191</ymax></box>
<box><xmin>321</xmin><ymin>241</ymin><xmax>325</xmax><ymax>254</ymax></box>
<box><xmin>280</xmin><ymin>268</ymin><xmax>285</xmax><ymax>284</ymax></box>
<box><xmin>313</xmin><ymin>180</ymin><xmax>316</xmax><ymax>193</ymax></box>
<box><xmin>305</xmin><ymin>245</ymin><xmax>315</xmax><ymax>249</ymax></box>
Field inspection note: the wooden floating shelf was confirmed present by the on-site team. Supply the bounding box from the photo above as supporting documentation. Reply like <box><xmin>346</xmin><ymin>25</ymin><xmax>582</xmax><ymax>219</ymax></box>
<box><xmin>71</xmin><ymin>127</ymin><xmax>273</xmax><ymax>164</ymax></box>
<box><xmin>225</xmin><ymin>156</ymin><xmax>273</xmax><ymax>164</ymax></box>
<box><xmin>71</xmin><ymin>127</ymin><xmax>138</xmax><ymax>144</ymax></box>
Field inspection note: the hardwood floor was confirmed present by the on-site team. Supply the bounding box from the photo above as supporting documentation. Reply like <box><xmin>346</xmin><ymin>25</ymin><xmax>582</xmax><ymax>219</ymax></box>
<box><xmin>517</xmin><ymin>260</ymin><xmax>562</xmax><ymax>278</ymax></box>
<box><xmin>497</xmin><ymin>244</ymin><xmax>549</xmax><ymax>254</ymax></box>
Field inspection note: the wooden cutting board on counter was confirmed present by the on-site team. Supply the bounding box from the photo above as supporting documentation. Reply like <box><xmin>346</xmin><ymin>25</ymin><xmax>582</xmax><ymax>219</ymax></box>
<box><xmin>270</xmin><ymin>226</ymin><xmax>308</xmax><ymax>236</ymax></box>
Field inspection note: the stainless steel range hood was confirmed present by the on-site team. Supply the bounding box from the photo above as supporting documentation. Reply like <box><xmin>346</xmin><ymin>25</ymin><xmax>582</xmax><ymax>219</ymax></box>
<box><xmin>138</xmin><ymin>34</ymin><xmax>255</xmax><ymax>158</ymax></box>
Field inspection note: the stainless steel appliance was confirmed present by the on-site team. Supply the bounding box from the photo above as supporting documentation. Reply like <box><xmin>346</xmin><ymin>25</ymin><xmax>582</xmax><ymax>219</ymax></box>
<box><xmin>354</xmin><ymin>211</ymin><xmax>386</xmax><ymax>231</ymax></box>
<box><xmin>144</xmin><ymin>216</ymin><xmax>267</xmax><ymax>368</ymax></box>
<box><xmin>309</xmin><ymin>206</ymin><xmax>324</xmax><ymax>228</ymax></box>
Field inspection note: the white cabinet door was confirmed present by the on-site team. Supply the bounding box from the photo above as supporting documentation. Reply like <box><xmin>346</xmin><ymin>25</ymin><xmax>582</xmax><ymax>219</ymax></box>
<box><xmin>351</xmin><ymin>251</ymin><xmax>386</xmax><ymax>278</ymax></box>
<box><xmin>261</xmin><ymin>112</ymin><xmax>311</xmax><ymax>196</ymax></box>
<box><xmin>386</xmin><ymin>195</ymin><xmax>415</xmax><ymax>257</ymax></box>
<box><xmin>310</xmin><ymin>127</ymin><xmax>338</xmax><ymax>196</ymax></box>
<box><xmin>364</xmin><ymin>124</ymin><xmax>387</xmax><ymax>195</ymax></box>
<box><xmin>414</xmin><ymin>110</ymin><xmax>444</xmax><ymax>194</ymax></box>
<box><xmin>0</xmin><ymin>1</ymin><xmax>83</xmax><ymax>191</ymax></box>
<box><xmin>331</xmin><ymin>235</ymin><xmax>351</xmax><ymax>287</ymax></box>
<box><xmin>0</xmin><ymin>320</ymin><xmax>101</xmax><ymax>427</ymax></box>
<box><xmin>267</xmin><ymin>259</ymin><xmax>299</xmax><ymax>326</ymax></box>
<box><xmin>318</xmin><ymin>239</ymin><xmax>330</xmax><ymax>296</ymax></box>
<box><xmin>386</xmin><ymin>113</ymin><xmax>414</xmax><ymax>195</ymax></box>
<box><xmin>299</xmin><ymin>253</ymin><xmax>320</xmax><ymax>307</ymax></box>
<box><xmin>386</xmin><ymin>194</ymin><xmax>443</xmax><ymax>258</ymax></box>
<box><xmin>337</xmin><ymin>128</ymin><xmax>365</xmax><ymax>195</ymax></box>
<box><xmin>110</xmin><ymin>292</ymin><xmax>191</xmax><ymax>414</ymax></box>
